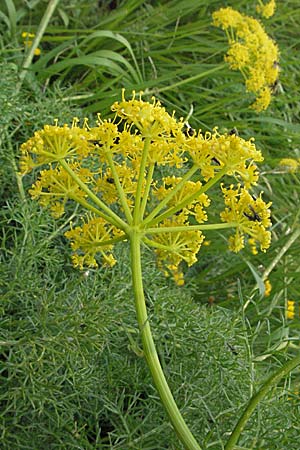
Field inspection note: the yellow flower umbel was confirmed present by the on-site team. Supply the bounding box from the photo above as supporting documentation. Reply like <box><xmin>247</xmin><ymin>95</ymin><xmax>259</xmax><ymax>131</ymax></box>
<box><xmin>212</xmin><ymin>7</ymin><xmax>280</xmax><ymax>111</ymax></box>
<box><xmin>22</xmin><ymin>31</ymin><xmax>41</xmax><ymax>56</ymax></box>
<box><xmin>256</xmin><ymin>1</ymin><xmax>276</xmax><ymax>19</ymax></box>
<box><xmin>20</xmin><ymin>90</ymin><xmax>271</xmax><ymax>284</ymax></box>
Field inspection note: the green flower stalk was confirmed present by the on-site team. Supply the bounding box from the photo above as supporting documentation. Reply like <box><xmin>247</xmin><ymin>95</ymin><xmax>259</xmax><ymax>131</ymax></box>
<box><xmin>20</xmin><ymin>90</ymin><xmax>272</xmax><ymax>449</ymax></box>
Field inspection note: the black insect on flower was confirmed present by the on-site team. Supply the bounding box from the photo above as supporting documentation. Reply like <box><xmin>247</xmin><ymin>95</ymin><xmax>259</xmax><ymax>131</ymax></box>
<box><xmin>183</xmin><ymin>123</ymin><xmax>195</xmax><ymax>137</ymax></box>
<box><xmin>243</xmin><ymin>205</ymin><xmax>262</xmax><ymax>222</ymax></box>
<box><xmin>229</xmin><ymin>127</ymin><xmax>239</xmax><ymax>136</ymax></box>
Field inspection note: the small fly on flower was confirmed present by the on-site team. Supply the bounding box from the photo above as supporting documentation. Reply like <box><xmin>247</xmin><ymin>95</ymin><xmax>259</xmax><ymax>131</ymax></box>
<box><xmin>243</xmin><ymin>205</ymin><xmax>262</xmax><ymax>222</ymax></box>
<box><xmin>211</xmin><ymin>157</ymin><xmax>221</xmax><ymax>166</ymax></box>
<box><xmin>229</xmin><ymin>128</ymin><xmax>239</xmax><ymax>136</ymax></box>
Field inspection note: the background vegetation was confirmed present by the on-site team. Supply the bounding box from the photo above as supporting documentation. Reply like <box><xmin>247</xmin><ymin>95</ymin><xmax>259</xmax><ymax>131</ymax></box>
<box><xmin>1</xmin><ymin>0</ymin><xmax>299</xmax><ymax>448</ymax></box>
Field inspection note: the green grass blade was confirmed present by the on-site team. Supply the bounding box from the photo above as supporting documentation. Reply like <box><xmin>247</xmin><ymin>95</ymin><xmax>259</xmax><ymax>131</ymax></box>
<box><xmin>4</xmin><ymin>0</ymin><xmax>16</xmax><ymax>37</ymax></box>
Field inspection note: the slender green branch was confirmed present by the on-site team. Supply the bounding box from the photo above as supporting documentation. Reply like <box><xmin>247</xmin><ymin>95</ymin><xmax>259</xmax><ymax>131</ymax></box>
<box><xmin>83</xmin><ymin>234</ymin><xmax>127</xmax><ymax>248</ymax></box>
<box><xmin>225</xmin><ymin>353</ymin><xmax>300</xmax><ymax>450</ymax></box>
<box><xmin>143</xmin><ymin>164</ymin><xmax>199</xmax><ymax>226</ymax></box>
<box><xmin>129</xmin><ymin>230</ymin><xmax>202</xmax><ymax>450</ymax></box>
<box><xmin>145</xmin><ymin>167</ymin><xmax>228</xmax><ymax>228</ymax></box>
<box><xmin>133</xmin><ymin>137</ymin><xmax>151</xmax><ymax>224</ymax></box>
<box><xmin>17</xmin><ymin>0</ymin><xmax>60</xmax><ymax>91</ymax></box>
<box><xmin>105</xmin><ymin>152</ymin><xmax>133</xmax><ymax>223</ymax></box>
<box><xmin>146</xmin><ymin>222</ymin><xmax>236</xmax><ymax>234</ymax></box>
<box><xmin>69</xmin><ymin>195</ymin><xmax>124</xmax><ymax>227</ymax></box>
<box><xmin>143</xmin><ymin>236</ymin><xmax>171</xmax><ymax>251</ymax></box>
<box><xmin>59</xmin><ymin>159</ymin><xmax>128</xmax><ymax>231</ymax></box>
<box><xmin>140</xmin><ymin>162</ymin><xmax>155</xmax><ymax>219</ymax></box>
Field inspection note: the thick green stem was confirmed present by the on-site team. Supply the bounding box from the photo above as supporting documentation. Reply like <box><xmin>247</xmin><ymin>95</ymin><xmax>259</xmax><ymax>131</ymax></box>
<box><xmin>129</xmin><ymin>230</ymin><xmax>202</xmax><ymax>450</ymax></box>
<box><xmin>225</xmin><ymin>353</ymin><xmax>300</xmax><ymax>450</ymax></box>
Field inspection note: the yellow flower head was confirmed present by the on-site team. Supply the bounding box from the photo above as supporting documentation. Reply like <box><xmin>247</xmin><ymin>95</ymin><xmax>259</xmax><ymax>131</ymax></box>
<box><xmin>20</xmin><ymin>92</ymin><xmax>271</xmax><ymax>284</ymax></box>
<box><xmin>65</xmin><ymin>216</ymin><xmax>122</xmax><ymax>270</ymax></box>
<box><xmin>186</xmin><ymin>128</ymin><xmax>263</xmax><ymax>187</ymax></box>
<box><xmin>256</xmin><ymin>1</ymin><xmax>276</xmax><ymax>19</ymax></box>
<box><xmin>19</xmin><ymin>122</ymin><xmax>92</xmax><ymax>174</ymax></box>
<box><xmin>111</xmin><ymin>89</ymin><xmax>183</xmax><ymax>138</ymax></box>
<box><xmin>153</xmin><ymin>217</ymin><xmax>205</xmax><ymax>285</ymax></box>
<box><xmin>212</xmin><ymin>7</ymin><xmax>280</xmax><ymax>111</ymax></box>
<box><xmin>29</xmin><ymin>163</ymin><xmax>93</xmax><ymax>218</ymax></box>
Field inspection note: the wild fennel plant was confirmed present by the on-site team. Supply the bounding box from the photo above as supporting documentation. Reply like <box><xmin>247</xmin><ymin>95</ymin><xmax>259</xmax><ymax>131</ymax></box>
<box><xmin>20</xmin><ymin>91</ymin><xmax>272</xmax><ymax>449</ymax></box>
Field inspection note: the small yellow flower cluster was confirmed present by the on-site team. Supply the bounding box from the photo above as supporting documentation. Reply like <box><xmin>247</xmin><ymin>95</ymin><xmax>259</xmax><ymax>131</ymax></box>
<box><xmin>186</xmin><ymin>129</ymin><xmax>263</xmax><ymax>187</ymax></box>
<box><xmin>21</xmin><ymin>31</ymin><xmax>41</xmax><ymax>56</ymax></box>
<box><xmin>20</xmin><ymin>121</ymin><xmax>92</xmax><ymax>174</ymax></box>
<box><xmin>154</xmin><ymin>176</ymin><xmax>210</xmax><ymax>222</ymax></box>
<box><xmin>279</xmin><ymin>158</ymin><xmax>300</xmax><ymax>173</ymax></box>
<box><xmin>29</xmin><ymin>163</ymin><xmax>93</xmax><ymax>218</ymax></box>
<box><xmin>212</xmin><ymin>7</ymin><xmax>279</xmax><ymax>111</ymax></box>
<box><xmin>65</xmin><ymin>217</ymin><xmax>123</xmax><ymax>270</ymax></box>
<box><xmin>256</xmin><ymin>1</ymin><xmax>276</xmax><ymax>19</ymax></box>
<box><xmin>264</xmin><ymin>279</ymin><xmax>272</xmax><ymax>296</ymax></box>
<box><xmin>152</xmin><ymin>176</ymin><xmax>210</xmax><ymax>283</ymax></box>
<box><xmin>286</xmin><ymin>300</ymin><xmax>295</xmax><ymax>320</ymax></box>
<box><xmin>154</xmin><ymin>218</ymin><xmax>205</xmax><ymax>286</ymax></box>
<box><xmin>220</xmin><ymin>184</ymin><xmax>271</xmax><ymax>253</ymax></box>
<box><xmin>20</xmin><ymin>92</ymin><xmax>272</xmax><ymax>284</ymax></box>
